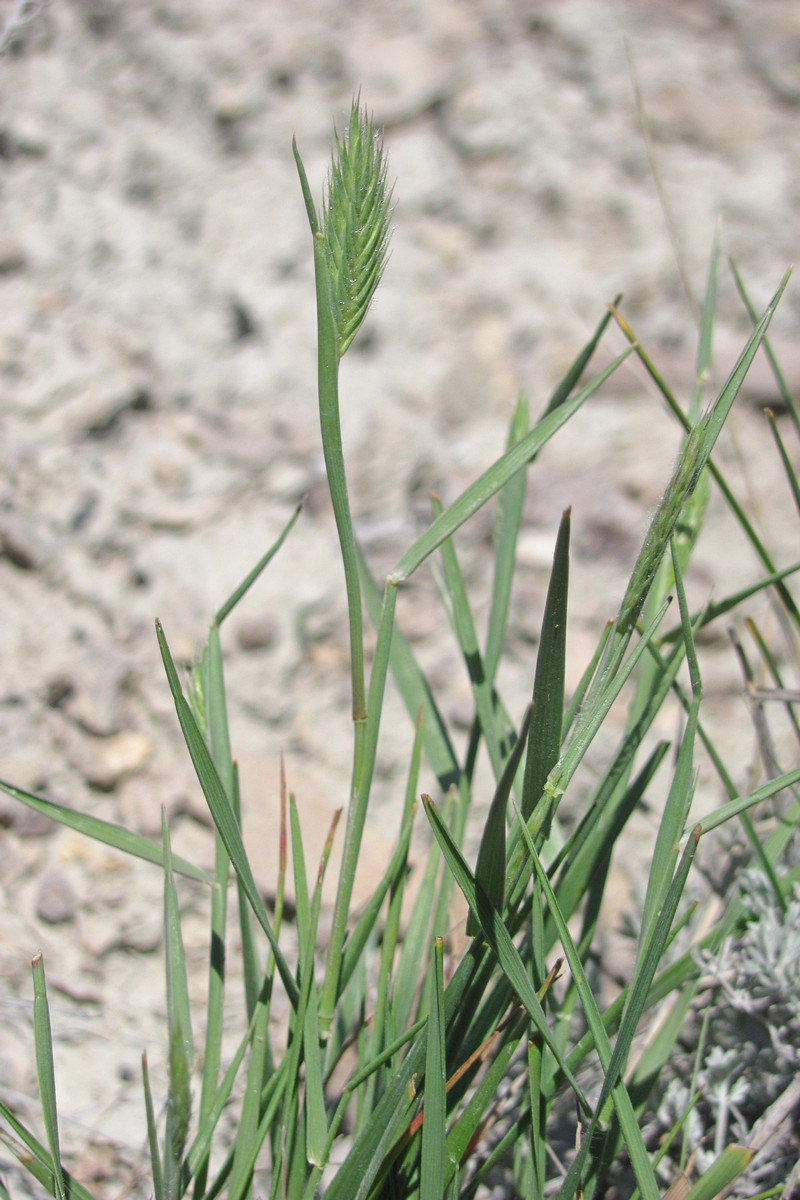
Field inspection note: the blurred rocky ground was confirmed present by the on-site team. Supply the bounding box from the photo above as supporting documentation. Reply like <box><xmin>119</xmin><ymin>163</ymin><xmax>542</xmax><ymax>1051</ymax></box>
<box><xmin>1</xmin><ymin>0</ymin><xmax>799</xmax><ymax>1194</ymax></box>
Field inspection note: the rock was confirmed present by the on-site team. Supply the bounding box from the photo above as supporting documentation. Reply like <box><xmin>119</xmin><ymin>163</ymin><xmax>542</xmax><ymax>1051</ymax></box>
<box><xmin>235</xmin><ymin>615</ymin><xmax>277</xmax><ymax>652</ymax></box>
<box><xmin>0</xmin><ymin>510</ymin><xmax>53</xmax><ymax>570</ymax></box>
<box><xmin>0</xmin><ymin>235</ymin><xmax>27</xmax><ymax>275</ymax></box>
<box><xmin>71</xmin><ymin>730</ymin><xmax>153</xmax><ymax>791</ymax></box>
<box><xmin>116</xmin><ymin>771</ymin><xmax>191</xmax><ymax>838</ymax></box>
<box><xmin>35</xmin><ymin>868</ymin><xmax>78</xmax><ymax>924</ymax></box>
<box><xmin>55</xmin><ymin>642</ymin><xmax>132</xmax><ymax>737</ymax></box>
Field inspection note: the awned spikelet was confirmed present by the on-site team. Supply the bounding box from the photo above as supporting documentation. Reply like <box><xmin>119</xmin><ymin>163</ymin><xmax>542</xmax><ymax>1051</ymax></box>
<box><xmin>322</xmin><ymin>100</ymin><xmax>392</xmax><ymax>357</ymax></box>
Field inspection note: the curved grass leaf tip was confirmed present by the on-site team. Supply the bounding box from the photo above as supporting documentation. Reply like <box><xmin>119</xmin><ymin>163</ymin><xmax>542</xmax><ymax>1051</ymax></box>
<box><xmin>323</xmin><ymin>100</ymin><xmax>393</xmax><ymax>357</ymax></box>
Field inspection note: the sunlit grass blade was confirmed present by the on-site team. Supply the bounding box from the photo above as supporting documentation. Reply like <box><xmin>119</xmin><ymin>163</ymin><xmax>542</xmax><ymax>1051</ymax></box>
<box><xmin>161</xmin><ymin>813</ymin><xmax>193</xmax><ymax>1200</ymax></box>
<box><xmin>215</xmin><ymin>501</ymin><xmax>303</xmax><ymax>626</ymax></box>
<box><xmin>468</xmin><ymin>704</ymin><xmax>532</xmax><ymax>937</ymax></box>
<box><xmin>0</xmin><ymin>779</ymin><xmax>212</xmax><ymax>884</ymax></box>
<box><xmin>484</xmin><ymin>394</ymin><xmax>529</xmax><ymax>684</ymax></box>
<box><xmin>392</xmin><ymin>346</ymin><xmax>634</xmax><ymax>583</ymax></box>
<box><xmin>613</xmin><ymin>270</ymin><xmax>800</xmax><ymax>631</ymax></box>
<box><xmin>685</xmin><ymin>764</ymin><xmax>800</xmax><ymax>839</ymax></box>
<box><xmin>228</xmin><ymin>787</ymin><xmax>288</xmax><ymax>1198</ymax></box>
<box><xmin>684</xmin><ymin>1144</ymin><xmax>754</xmax><ymax>1200</ymax></box>
<box><xmin>729</xmin><ymin>256</ymin><xmax>800</xmax><ymax>436</ymax></box>
<box><xmin>317</xmin><ymin>577</ymin><xmax>397</xmax><ymax>1041</ymax></box>
<box><xmin>141</xmin><ymin>1052</ymin><xmax>163</xmax><ymax>1200</ymax></box>
<box><xmin>390</xmin><ymin>802</ymin><xmax>448</xmax><ymax>1037</ymax></box>
<box><xmin>420</xmin><ymin>937</ymin><xmax>446</xmax><ymax>1200</ymax></box>
<box><xmin>0</xmin><ymin>1119</ymin><xmax>95</xmax><ymax>1200</ymax></box>
<box><xmin>237</xmin><ymin>759</ymin><xmax>267</xmax><ymax>1023</ymax></box>
<box><xmin>611</xmin><ymin>268</ymin><xmax>789</xmax><ymax>651</ymax></box>
<box><xmin>562</xmin><ymin>619</ymin><xmax>612</xmax><ymax>738</ymax></box>
<box><xmin>659</xmin><ymin>557</ymin><xmax>800</xmax><ymax>644</ymax></box>
<box><xmin>31</xmin><ymin>954</ymin><xmax>65</xmax><ymax>1200</ymax></box>
<box><xmin>304</xmin><ymin>809</ymin><xmax>340</xmax><ymax>1167</ymax></box>
<box><xmin>156</xmin><ymin>618</ymin><xmax>299</xmax><ymax>1008</ymax></box>
<box><xmin>638</xmin><ymin>543</ymin><xmax>701</xmax><ymax>961</ymax></box>
<box><xmin>745</xmin><ymin>615</ymin><xmax>800</xmax><ymax>745</ymax></box>
<box><xmin>359</xmin><ymin>543</ymin><xmax>460</xmax><ymax>797</ymax></box>
<box><xmin>339</xmin><ymin>805</ymin><xmax>414</xmax><ymax>999</ymax></box>
<box><xmin>189</xmin><ymin>624</ymin><xmax>233</xmax><ymax>1199</ymax></box>
<box><xmin>432</xmin><ymin>492</ymin><xmax>504</xmax><ymax>783</ymax></box>
<box><xmin>628</xmin><ymin>981</ymin><xmax>698</xmax><ymax>1108</ymax></box>
<box><xmin>506</xmin><ymin>596</ymin><xmax>672</xmax><ymax>900</ymax></box>
<box><xmin>422</xmin><ymin>794</ymin><xmax>590</xmax><ymax>1114</ymax></box>
<box><xmin>364</xmin><ymin>709</ymin><xmax>423</xmax><ymax>1109</ymax></box>
<box><xmin>554</xmin><ymin>740</ymin><xmax>670</xmax><ymax>944</ymax></box>
<box><xmin>522</xmin><ymin>508</ymin><xmax>570</xmax><ymax>823</ymax></box>
<box><xmin>765</xmin><ymin>406</ymin><xmax>800</xmax><ymax>515</ymax></box>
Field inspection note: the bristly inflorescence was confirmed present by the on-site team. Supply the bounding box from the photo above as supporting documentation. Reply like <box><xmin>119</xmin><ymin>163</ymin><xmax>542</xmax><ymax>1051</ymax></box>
<box><xmin>322</xmin><ymin>100</ymin><xmax>393</xmax><ymax>358</ymax></box>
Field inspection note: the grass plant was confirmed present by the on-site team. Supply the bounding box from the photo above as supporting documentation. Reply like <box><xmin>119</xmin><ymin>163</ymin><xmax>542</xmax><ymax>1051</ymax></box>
<box><xmin>1</xmin><ymin>99</ymin><xmax>799</xmax><ymax>1200</ymax></box>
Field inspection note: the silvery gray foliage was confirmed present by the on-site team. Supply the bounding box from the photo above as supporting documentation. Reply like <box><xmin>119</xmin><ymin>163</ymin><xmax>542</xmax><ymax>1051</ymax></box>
<box><xmin>657</xmin><ymin>871</ymin><xmax>800</xmax><ymax>1192</ymax></box>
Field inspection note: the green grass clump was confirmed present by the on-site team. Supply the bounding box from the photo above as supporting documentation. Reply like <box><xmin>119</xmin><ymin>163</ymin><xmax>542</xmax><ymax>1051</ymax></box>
<box><xmin>2</xmin><ymin>98</ymin><xmax>799</xmax><ymax>1200</ymax></box>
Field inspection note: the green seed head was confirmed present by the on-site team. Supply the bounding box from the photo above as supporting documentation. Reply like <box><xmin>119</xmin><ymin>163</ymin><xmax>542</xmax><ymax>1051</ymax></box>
<box><xmin>322</xmin><ymin>100</ymin><xmax>393</xmax><ymax>358</ymax></box>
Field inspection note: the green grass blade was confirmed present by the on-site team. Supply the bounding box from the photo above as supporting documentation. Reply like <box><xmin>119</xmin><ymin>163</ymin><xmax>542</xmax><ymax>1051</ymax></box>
<box><xmin>468</xmin><ymin>704</ymin><xmax>533</xmax><ymax>937</ymax></box>
<box><xmin>684</xmin><ymin>1144</ymin><xmax>754</xmax><ymax>1200</ymax></box>
<box><xmin>323</xmin><ymin>948</ymin><xmax>483</xmax><ymax>1200</ymax></box>
<box><xmin>392</xmin><ymin>346</ymin><xmax>634</xmax><ymax>582</ymax></box>
<box><xmin>31</xmin><ymin>954</ymin><xmax>65</xmax><ymax>1200</ymax></box>
<box><xmin>358</xmin><ymin>542</ymin><xmax>461</xmax><ymax>792</ymax></box>
<box><xmin>552</xmin><ymin>740</ymin><xmax>670</xmax><ymax>942</ymax></box>
<box><xmin>215</xmin><ymin>501</ymin><xmax>303</xmax><ymax>626</ymax></box>
<box><xmin>390</xmin><ymin>808</ymin><xmax>447</xmax><ymax>1037</ymax></box>
<box><xmin>432</xmin><ymin>493</ymin><xmax>504</xmax><ymax>783</ymax></box>
<box><xmin>161</xmin><ymin>814</ymin><xmax>193</xmax><ymax>1200</ymax></box>
<box><xmin>562</xmin><ymin>619</ymin><xmax>612</xmax><ymax>738</ymax></box>
<box><xmin>444</xmin><ymin>1007</ymin><xmax>530</xmax><ymax>1182</ymax></box>
<box><xmin>0</xmin><ymin>779</ymin><xmax>212</xmax><ymax>884</ymax></box>
<box><xmin>0</xmin><ymin>1122</ymin><xmax>95</xmax><ymax>1200</ymax></box>
<box><xmin>639</xmin><ymin>697</ymin><xmax>699</xmax><ymax>960</ymax></box>
<box><xmin>422</xmin><ymin>795</ymin><xmax>590</xmax><ymax>1114</ymax></box>
<box><xmin>522</xmin><ymin>508</ymin><xmax>570</xmax><ymax>822</ymax></box>
<box><xmin>543</xmin><ymin>295</ymin><xmax>623</xmax><ymax>416</ymax></box>
<box><xmin>156</xmin><ymin>619</ymin><xmax>299</xmax><ymax>1007</ymax></box>
<box><xmin>339</xmin><ymin>807</ymin><xmax>414</xmax><ymax>998</ymax></box>
<box><xmin>659</xmin><ymin>558</ymin><xmax>800</xmax><ymax>645</ymax></box>
<box><xmin>228</xmin><ymin>786</ymin><xmax>287</xmax><ymax>1197</ymax></box>
<box><xmin>615</xmin><ymin>271</ymin><xmax>800</xmax><ymax>630</ymax></box>
<box><xmin>690</xmin><ymin>220</ymin><xmax>721</xmax><ymax>421</ymax></box>
<box><xmin>601</xmin><ymin>268</ymin><xmax>790</xmax><ymax>682</ymax></box>
<box><xmin>364</xmin><ymin>707</ymin><xmax>424</xmax><ymax>1109</ymax></box>
<box><xmin>513</xmin><ymin>803</ymin><xmax>660</xmax><ymax>1200</ymax></box>
<box><xmin>317</xmin><ymin>577</ymin><xmax>397</xmax><ymax>1041</ymax></box>
<box><xmin>237</xmin><ymin>760</ymin><xmax>268</xmax><ymax>1023</ymax></box>
<box><xmin>556</xmin><ymin>826</ymin><xmax>701</xmax><ymax>1200</ymax></box>
<box><xmin>484</xmin><ymin>394</ymin><xmax>530</xmax><ymax>684</ymax></box>
<box><xmin>729</xmin><ymin>256</ymin><xmax>800</xmax><ymax>435</ymax></box>
<box><xmin>686</xmin><ymin>764</ymin><xmax>800</xmax><ymax>839</ymax></box>
<box><xmin>141</xmin><ymin>1052</ymin><xmax>164</xmax><ymax>1200</ymax></box>
<box><xmin>303</xmin><ymin>809</ymin><xmax>340</xmax><ymax>1167</ymax></box>
<box><xmin>420</xmin><ymin>937</ymin><xmax>446</xmax><ymax>1200</ymax></box>
<box><xmin>507</xmin><ymin>596</ymin><xmax>672</xmax><ymax>894</ymax></box>
<box><xmin>765</xmin><ymin>406</ymin><xmax>800</xmax><ymax>515</ymax></box>
<box><xmin>189</xmin><ymin>624</ymin><xmax>232</xmax><ymax>1199</ymax></box>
